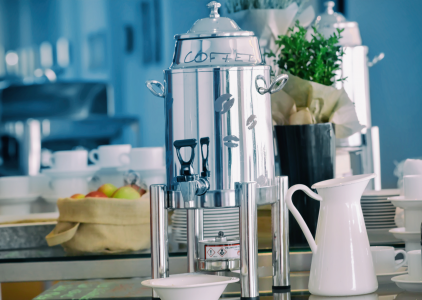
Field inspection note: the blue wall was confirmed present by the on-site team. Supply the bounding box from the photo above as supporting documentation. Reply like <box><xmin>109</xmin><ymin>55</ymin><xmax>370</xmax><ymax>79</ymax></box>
<box><xmin>346</xmin><ymin>0</ymin><xmax>422</xmax><ymax>188</ymax></box>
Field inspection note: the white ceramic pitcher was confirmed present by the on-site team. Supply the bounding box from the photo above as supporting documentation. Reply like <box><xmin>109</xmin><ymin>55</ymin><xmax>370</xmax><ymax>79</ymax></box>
<box><xmin>285</xmin><ymin>174</ymin><xmax>378</xmax><ymax>296</ymax></box>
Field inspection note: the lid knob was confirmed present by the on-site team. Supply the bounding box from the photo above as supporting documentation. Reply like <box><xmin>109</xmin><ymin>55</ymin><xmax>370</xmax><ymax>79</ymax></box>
<box><xmin>207</xmin><ymin>1</ymin><xmax>221</xmax><ymax>18</ymax></box>
<box><xmin>324</xmin><ymin>1</ymin><xmax>335</xmax><ymax>15</ymax></box>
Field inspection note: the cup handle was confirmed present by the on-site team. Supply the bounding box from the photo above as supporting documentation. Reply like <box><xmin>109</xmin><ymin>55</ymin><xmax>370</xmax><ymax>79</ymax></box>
<box><xmin>89</xmin><ymin>149</ymin><xmax>99</xmax><ymax>164</ymax></box>
<box><xmin>119</xmin><ymin>153</ymin><xmax>130</xmax><ymax>166</ymax></box>
<box><xmin>285</xmin><ymin>184</ymin><xmax>322</xmax><ymax>254</ymax></box>
<box><xmin>394</xmin><ymin>249</ymin><xmax>408</xmax><ymax>270</ymax></box>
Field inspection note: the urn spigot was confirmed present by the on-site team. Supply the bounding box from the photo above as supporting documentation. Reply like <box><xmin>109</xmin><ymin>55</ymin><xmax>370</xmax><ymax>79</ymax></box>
<box><xmin>173</xmin><ymin>139</ymin><xmax>210</xmax><ymax>204</ymax></box>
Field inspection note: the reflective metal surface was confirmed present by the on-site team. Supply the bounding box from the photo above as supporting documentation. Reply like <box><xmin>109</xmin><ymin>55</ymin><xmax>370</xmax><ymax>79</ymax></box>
<box><xmin>197</xmin><ymin>258</ymin><xmax>240</xmax><ymax>271</ymax></box>
<box><xmin>335</xmin><ymin>45</ymin><xmax>382</xmax><ymax>190</ymax></box>
<box><xmin>145</xmin><ymin>80</ymin><xmax>165</xmax><ymax>98</ymax></box>
<box><xmin>164</xmin><ymin>66</ymin><xmax>275</xmax><ymax>193</ymax></box>
<box><xmin>237</xmin><ymin>182</ymin><xmax>259</xmax><ymax>299</ymax></box>
<box><xmin>272</xmin><ymin>177</ymin><xmax>290</xmax><ymax>289</ymax></box>
<box><xmin>167</xmin><ymin>185</ymin><xmax>277</xmax><ymax>209</ymax></box>
<box><xmin>187</xmin><ymin>209</ymin><xmax>203</xmax><ymax>272</ymax></box>
<box><xmin>171</xmin><ymin>37</ymin><xmax>262</xmax><ymax>69</ymax></box>
<box><xmin>149</xmin><ymin>184</ymin><xmax>168</xmax><ymax>299</ymax></box>
<box><xmin>256</xmin><ymin>74</ymin><xmax>289</xmax><ymax>95</ymax></box>
<box><xmin>170</xmin><ymin>1</ymin><xmax>260</xmax><ymax>69</ymax></box>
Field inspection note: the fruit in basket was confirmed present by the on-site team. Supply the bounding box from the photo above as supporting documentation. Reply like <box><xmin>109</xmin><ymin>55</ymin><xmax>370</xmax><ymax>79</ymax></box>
<box><xmin>127</xmin><ymin>184</ymin><xmax>147</xmax><ymax>196</ymax></box>
<box><xmin>85</xmin><ymin>191</ymin><xmax>108</xmax><ymax>198</ymax></box>
<box><xmin>70</xmin><ymin>193</ymin><xmax>85</xmax><ymax>199</ymax></box>
<box><xmin>97</xmin><ymin>183</ymin><xmax>118</xmax><ymax>197</ymax></box>
<box><xmin>112</xmin><ymin>186</ymin><xmax>141</xmax><ymax>199</ymax></box>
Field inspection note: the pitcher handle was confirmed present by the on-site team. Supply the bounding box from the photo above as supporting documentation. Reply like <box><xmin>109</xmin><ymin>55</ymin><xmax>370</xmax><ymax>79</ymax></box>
<box><xmin>285</xmin><ymin>184</ymin><xmax>322</xmax><ymax>253</ymax></box>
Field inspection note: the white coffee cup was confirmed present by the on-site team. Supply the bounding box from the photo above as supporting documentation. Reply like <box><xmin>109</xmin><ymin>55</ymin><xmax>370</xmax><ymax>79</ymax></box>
<box><xmin>120</xmin><ymin>147</ymin><xmax>164</xmax><ymax>170</ymax></box>
<box><xmin>0</xmin><ymin>176</ymin><xmax>30</xmax><ymax>198</ymax></box>
<box><xmin>404</xmin><ymin>175</ymin><xmax>422</xmax><ymax>199</ymax></box>
<box><xmin>49</xmin><ymin>178</ymin><xmax>89</xmax><ymax>197</ymax></box>
<box><xmin>47</xmin><ymin>150</ymin><xmax>88</xmax><ymax>170</ymax></box>
<box><xmin>408</xmin><ymin>249</ymin><xmax>422</xmax><ymax>281</ymax></box>
<box><xmin>370</xmin><ymin>246</ymin><xmax>408</xmax><ymax>274</ymax></box>
<box><xmin>89</xmin><ymin>145</ymin><xmax>131</xmax><ymax>168</ymax></box>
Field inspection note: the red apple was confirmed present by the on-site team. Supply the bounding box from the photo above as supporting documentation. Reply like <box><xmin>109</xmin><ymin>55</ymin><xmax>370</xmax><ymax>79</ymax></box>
<box><xmin>85</xmin><ymin>191</ymin><xmax>108</xmax><ymax>198</ymax></box>
<box><xmin>70</xmin><ymin>193</ymin><xmax>85</xmax><ymax>199</ymax></box>
<box><xmin>97</xmin><ymin>183</ymin><xmax>118</xmax><ymax>197</ymax></box>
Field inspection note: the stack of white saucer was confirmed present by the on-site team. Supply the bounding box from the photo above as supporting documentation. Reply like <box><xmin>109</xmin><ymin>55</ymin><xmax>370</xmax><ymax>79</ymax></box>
<box><xmin>171</xmin><ymin>209</ymin><xmax>239</xmax><ymax>244</ymax></box>
<box><xmin>389</xmin><ymin>175</ymin><xmax>422</xmax><ymax>251</ymax></box>
<box><xmin>361</xmin><ymin>189</ymin><xmax>400</xmax><ymax>245</ymax></box>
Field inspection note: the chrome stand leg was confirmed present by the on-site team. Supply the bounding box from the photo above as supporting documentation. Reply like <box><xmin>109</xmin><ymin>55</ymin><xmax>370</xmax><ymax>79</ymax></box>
<box><xmin>272</xmin><ymin>176</ymin><xmax>290</xmax><ymax>290</ymax></box>
<box><xmin>237</xmin><ymin>182</ymin><xmax>259</xmax><ymax>300</ymax></box>
<box><xmin>150</xmin><ymin>184</ymin><xmax>168</xmax><ymax>299</ymax></box>
<box><xmin>273</xmin><ymin>291</ymin><xmax>291</xmax><ymax>300</ymax></box>
<box><xmin>187</xmin><ymin>208</ymin><xmax>203</xmax><ymax>272</ymax></box>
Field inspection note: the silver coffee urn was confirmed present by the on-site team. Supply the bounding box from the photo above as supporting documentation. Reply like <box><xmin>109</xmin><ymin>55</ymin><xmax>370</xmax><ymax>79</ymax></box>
<box><xmin>315</xmin><ymin>1</ymin><xmax>384</xmax><ymax>190</ymax></box>
<box><xmin>146</xmin><ymin>1</ymin><xmax>290</xmax><ymax>299</ymax></box>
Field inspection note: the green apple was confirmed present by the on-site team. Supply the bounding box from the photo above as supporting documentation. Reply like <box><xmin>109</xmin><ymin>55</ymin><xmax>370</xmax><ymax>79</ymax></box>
<box><xmin>97</xmin><ymin>183</ymin><xmax>118</xmax><ymax>197</ymax></box>
<box><xmin>112</xmin><ymin>186</ymin><xmax>141</xmax><ymax>200</ymax></box>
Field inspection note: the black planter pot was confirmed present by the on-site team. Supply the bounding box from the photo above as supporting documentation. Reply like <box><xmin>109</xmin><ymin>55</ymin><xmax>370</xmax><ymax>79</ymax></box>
<box><xmin>274</xmin><ymin>123</ymin><xmax>335</xmax><ymax>249</ymax></box>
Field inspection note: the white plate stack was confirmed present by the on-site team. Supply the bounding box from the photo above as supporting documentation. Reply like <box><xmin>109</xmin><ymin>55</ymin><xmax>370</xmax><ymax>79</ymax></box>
<box><xmin>361</xmin><ymin>189</ymin><xmax>401</xmax><ymax>245</ymax></box>
<box><xmin>171</xmin><ymin>208</ymin><xmax>239</xmax><ymax>244</ymax></box>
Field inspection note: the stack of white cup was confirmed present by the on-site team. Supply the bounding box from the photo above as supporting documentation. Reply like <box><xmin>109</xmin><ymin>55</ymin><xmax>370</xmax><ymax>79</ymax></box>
<box><xmin>89</xmin><ymin>144</ymin><xmax>132</xmax><ymax>187</ymax></box>
<box><xmin>371</xmin><ymin>246</ymin><xmax>408</xmax><ymax>281</ymax></box>
<box><xmin>391</xmin><ymin>249</ymin><xmax>422</xmax><ymax>290</ymax></box>
<box><xmin>42</xmin><ymin>150</ymin><xmax>97</xmax><ymax>202</ymax></box>
<box><xmin>389</xmin><ymin>175</ymin><xmax>422</xmax><ymax>251</ymax></box>
<box><xmin>119</xmin><ymin>147</ymin><xmax>166</xmax><ymax>187</ymax></box>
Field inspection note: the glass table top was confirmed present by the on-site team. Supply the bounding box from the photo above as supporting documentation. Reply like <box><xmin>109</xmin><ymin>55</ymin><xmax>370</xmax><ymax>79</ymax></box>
<box><xmin>32</xmin><ymin>277</ymin><xmax>416</xmax><ymax>300</ymax></box>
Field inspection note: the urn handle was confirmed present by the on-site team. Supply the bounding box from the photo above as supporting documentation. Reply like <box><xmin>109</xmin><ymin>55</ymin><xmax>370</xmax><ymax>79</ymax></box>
<box><xmin>255</xmin><ymin>74</ymin><xmax>289</xmax><ymax>95</ymax></box>
<box><xmin>145</xmin><ymin>80</ymin><xmax>165</xmax><ymax>98</ymax></box>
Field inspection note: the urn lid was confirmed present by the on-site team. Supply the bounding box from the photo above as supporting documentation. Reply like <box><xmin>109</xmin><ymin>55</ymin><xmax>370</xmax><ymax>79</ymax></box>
<box><xmin>170</xmin><ymin>1</ymin><xmax>263</xmax><ymax>69</ymax></box>
<box><xmin>174</xmin><ymin>1</ymin><xmax>254</xmax><ymax>40</ymax></box>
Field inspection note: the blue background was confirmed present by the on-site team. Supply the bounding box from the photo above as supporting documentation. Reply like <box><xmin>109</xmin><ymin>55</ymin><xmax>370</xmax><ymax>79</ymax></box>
<box><xmin>0</xmin><ymin>0</ymin><xmax>420</xmax><ymax>188</ymax></box>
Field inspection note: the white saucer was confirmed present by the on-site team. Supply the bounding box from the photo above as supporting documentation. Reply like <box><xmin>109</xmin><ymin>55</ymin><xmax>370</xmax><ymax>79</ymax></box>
<box><xmin>389</xmin><ymin>196</ymin><xmax>422</xmax><ymax>209</ymax></box>
<box><xmin>363</xmin><ymin>189</ymin><xmax>400</xmax><ymax>197</ymax></box>
<box><xmin>392</xmin><ymin>274</ymin><xmax>422</xmax><ymax>292</ymax></box>
<box><xmin>360</xmin><ymin>199</ymin><xmax>391</xmax><ymax>205</ymax></box>
<box><xmin>0</xmin><ymin>194</ymin><xmax>39</xmax><ymax>205</ymax></box>
<box><xmin>362</xmin><ymin>208</ymin><xmax>396</xmax><ymax>213</ymax></box>
<box><xmin>363</xmin><ymin>211</ymin><xmax>396</xmax><ymax>215</ymax></box>
<box><xmin>389</xmin><ymin>227</ymin><xmax>419</xmax><ymax>242</ymax></box>
<box><xmin>364</xmin><ymin>215</ymin><xmax>395</xmax><ymax>220</ymax></box>
<box><xmin>361</xmin><ymin>203</ymin><xmax>395</xmax><ymax>208</ymax></box>
<box><xmin>42</xmin><ymin>166</ymin><xmax>100</xmax><ymax>178</ymax></box>
<box><xmin>377</xmin><ymin>267</ymin><xmax>407</xmax><ymax>284</ymax></box>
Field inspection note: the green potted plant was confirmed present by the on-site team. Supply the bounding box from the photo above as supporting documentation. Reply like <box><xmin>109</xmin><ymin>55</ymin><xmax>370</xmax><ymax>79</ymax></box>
<box><xmin>269</xmin><ymin>22</ymin><xmax>363</xmax><ymax>248</ymax></box>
